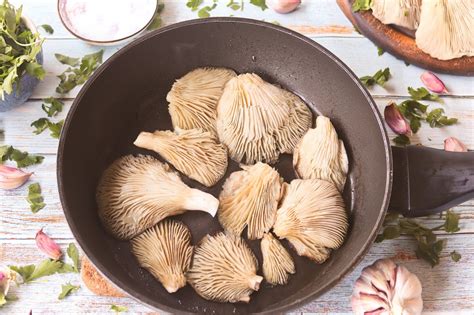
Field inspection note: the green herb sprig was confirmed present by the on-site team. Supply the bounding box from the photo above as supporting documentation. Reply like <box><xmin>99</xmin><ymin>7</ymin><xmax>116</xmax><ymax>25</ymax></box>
<box><xmin>58</xmin><ymin>283</ymin><xmax>80</xmax><ymax>300</ymax></box>
<box><xmin>376</xmin><ymin>210</ymin><xmax>461</xmax><ymax>267</ymax></box>
<box><xmin>0</xmin><ymin>145</ymin><xmax>44</xmax><ymax>167</ymax></box>
<box><xmin>360</xmin><ymin>67</ymin><xmax>391</xmax><ymax>87</ymax></box>
<box><xmin>111</xmin><ymin>304</ymin><xmax>128</xmax><ymax>313</ymax></box>
<box><xmin>26</xmin><ymin>182</ymin><xmax>45</xmax><ymax>213</ymax></box>
<box><xmin>408</xmin><ymin>87</ymin><xmax>442</xmax><ymax>102</ymax></box>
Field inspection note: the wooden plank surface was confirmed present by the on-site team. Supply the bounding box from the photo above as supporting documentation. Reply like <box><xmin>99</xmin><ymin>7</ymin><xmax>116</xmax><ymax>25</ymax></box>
<box><xmin>1</xmin><ymin>0</ymin><xmax>473</xmax><ymax>314</ymax></box>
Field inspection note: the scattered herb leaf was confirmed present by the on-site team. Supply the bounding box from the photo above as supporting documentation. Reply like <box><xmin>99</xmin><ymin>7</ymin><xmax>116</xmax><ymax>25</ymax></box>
<box><xmin>41</xmin><ymin>97</ymin><xmax>64</xmax><ymax>117</ymax></box>
<box><xmin>10</xmin><ymin>259</ymin><xmax>63</xmax><ymax>283</ymax></box>
<box><xmin>111</xmin><ymin>304</ymin><xmax>128</xmax><ymax>313</ymax></box>
<box><xmin>147</xmin><ymin>3</ymin><xmax>165</xmax><ymax>30</ymax></box>
<box><xmin>408</xmin><ymin>87</ymin><xmax>441</xmax><ymax>102</ymax></box>
<box><xmin>352</xmin><ymin>0</ymin><xmax>373</xmax><ymax>12</ymax></box>
<box><xmin>450</xmin><ymin>250</ymin><xmax>461</xmax><ymax>262</ymax></box>
<box><xmin>58</xmin><ymin>283</ymin><xmax>80</xmax><ymax>300</ymax></box>
<box><xmin>393</xmin><ymin>134</ymin><xmax>410</xmax><ymax>146</ymax></box>
<box><xmin>31</xmin><ymin>118</ymin><xmax>64</xmax><ymax>138</ymax></box>
<box><xmin>198</xmin><ymin>3</ymin><xmax>218</xmax><ymax>18</ymax></box>
<box><xmin>39</xmin><ymin>24</ymin><xmax>54</xmax><ymax>34</ymax></box>
<box><xmin>444</xmin><ymin>210</ymin><xmax>460</xmax><ymax>233</ymax></box>
<box><xmin>0</xmin><ymin>293</ymin><xmax>5</xmax><ymax>306</ymax></box>
<box><xmin>0</xmin><ymin>145</ymin><xmax>44</xmax><ymax>167</ymax></box>
<box><xmin>55</xmin><ymin>54</ymin><xmax>80</xmax><ymax>67</ymax></box>
<box><xmin>250</xmin><ymin>0</ymin><xmax>267</xmax><ymax>10</ymax></box>
<box><xmin>426</xmin><ymin>108</ymin><xmax>457</xmax><ymax>128</ymax></box>
<box><xmin>67</xmin><ymin>243</ymin><xmax>80</xmax><ymax>272</ymax></box>
<box><xmin>359</xmin><ymin>68</ymin><xmax>390</xmax><ymax>87</ymax></box>
<box><xmin>27</xmin><ymin>182</ymin><xmax>45</xmax><ymax>213</ymax></box>
<box><xmin>227</xmin><ymin>0</ymin><xmax>241</xmax><ymax>10</ymax></box>
<box><xmin>377</xmin><ymin>47</ymin><xmax>384</xmax><ymax>56</ymax></box>
<box><xmin>397</xmin><ymin>100</ymin><xmax>428</xmax><ymax>133</ymax></box>
<box><xmin>186</xmin><ymin>0</ymin><xmax>203</xmax><ymax>11</ymax></box>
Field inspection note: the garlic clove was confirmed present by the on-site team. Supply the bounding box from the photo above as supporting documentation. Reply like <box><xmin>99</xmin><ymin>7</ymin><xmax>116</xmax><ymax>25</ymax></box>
<box><xmin>35</xmin><ymin>229</ymin><xmax>63</xmax><ymax>260</ymax></box>
<box><xmin>267</xmin><ymin>0</ymin><xmax>301</xmax><ymax>14</ymax></box>
<box><xmin>384</xmin><ymin>102</ymin><xmax>411</xmax><ymax>135</ymax></box>
<box><xmin>0</xmin><ymin>267</ymin><xmax>15</xmax><ymax>297</ymax></box>
<box><xmin>0</xmin><ymin>165</ymin><xmax>33</xmax><ymax>190</ymax></box>
<box><xmin>444</xmin><ymin>137</ymin><xmax>468</xmax><ymax>152</ymax></box>
<box><xmin>420</xmin><ymin>71</ymin><xmax>448</xmax><ymax>94</ymax></box>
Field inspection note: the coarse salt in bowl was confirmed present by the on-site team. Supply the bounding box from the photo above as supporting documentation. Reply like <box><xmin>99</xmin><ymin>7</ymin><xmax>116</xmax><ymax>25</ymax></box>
<box><xmin>58</xmin><ymin>0</ymin><xmax>157</xmax><ymax>44</ymax></box>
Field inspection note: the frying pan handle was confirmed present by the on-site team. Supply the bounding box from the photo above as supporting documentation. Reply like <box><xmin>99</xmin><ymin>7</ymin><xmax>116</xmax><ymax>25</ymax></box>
<box><xmin>388</xmin><ymin>145</ymin><xmax>474</xmax><ymax>217</ymax></box>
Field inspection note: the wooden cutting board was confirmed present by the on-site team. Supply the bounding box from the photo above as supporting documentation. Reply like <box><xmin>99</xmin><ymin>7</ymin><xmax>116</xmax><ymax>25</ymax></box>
<box><xmin>337</xmin><ymin>0</ymin><xmax>474</xmax><ymax>76</ymax></box>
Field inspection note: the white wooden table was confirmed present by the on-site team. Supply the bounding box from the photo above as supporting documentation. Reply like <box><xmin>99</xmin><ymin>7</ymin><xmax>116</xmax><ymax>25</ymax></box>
<box><xmin>1</xmin><ymin>1</ymin><xmax>473</xmax><ymax>314</ymax></box>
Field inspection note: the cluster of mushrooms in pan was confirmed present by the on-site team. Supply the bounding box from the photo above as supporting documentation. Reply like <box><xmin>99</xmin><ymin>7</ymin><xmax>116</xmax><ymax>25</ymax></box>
<box><xmin>96</xmin><ymin>67</ymin><xmax>350</xmax><ymax>303</ymax></box>
<box><xmin>370</xmin><ymin>0</ymin><xmax>473</xmax><ymax>60</ymax></box>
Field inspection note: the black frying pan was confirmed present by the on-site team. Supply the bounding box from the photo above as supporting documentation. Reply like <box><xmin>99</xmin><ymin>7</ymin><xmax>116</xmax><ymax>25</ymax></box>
<box><xmin>57</xmin><ymin>18</ymin><xmax>474</xmax><ymax>314</ymax></box>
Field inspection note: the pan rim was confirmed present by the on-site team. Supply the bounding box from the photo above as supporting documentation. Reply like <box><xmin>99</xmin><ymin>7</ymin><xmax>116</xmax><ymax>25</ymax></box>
<box><xmin>57</xmin><ymin>17</ymin><xmax>393</xmax><ymax>314</ymax></box>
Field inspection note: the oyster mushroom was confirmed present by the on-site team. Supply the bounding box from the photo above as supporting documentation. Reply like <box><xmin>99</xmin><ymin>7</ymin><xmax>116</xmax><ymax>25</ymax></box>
<box><xmin>371</xmin><ymin>0</ymin><xmax>421</xmax><ymax>30</ymax></box>
<box><xmin>415</xmin><ymin>0</ymin><xmax>474</xmax><ymax>60</ymax></box>
<box><xmin>167</xmin><ymin>67</ymin><xmax>237</xmax><ymax>137</ymax></box>
<box><xmin>187</xmin><ymin>233</ymin><xmax>263</xmax><ymax>303</ymax></box>
<box><xmin>261</xmin><ymin>233</ymin><xmax>295</xmax><ymax>285</ymax></box>
<box><xmin>131</xmin><ymin>220</ymin><xmax>193</xmax><ymax>293</ymax></box>
<box><xmin>217</xmin><ymin>73</ymin><xmax>311</xmax><ymax>164</ymax></box>
<box><xmin>273</xmin><ymin>179</ymin><xmax>348</xmax><ymax>263</ymax></box>
<box><xmin>134</xmin><ymin>128</ymin><xmax>228</xmax><ymax>187</ymax></box>
<box><xmin>352</xmin><ymin>259</ymin><xmax>423</xmax><ymax>315</ymax></box>
<box><xmin>96</xmin><ymin>155</ymin><xmax>218</xmax><ymax>240</ymax></box>
<box><xmin>218</xmin><ymin>162</ymin><xmax>283</xmax><ymax>239</ymax></box>
<box><xmin>293</xmin><ymin>115</ymin><xmax>348</xmax><ymax>192</ymax></box>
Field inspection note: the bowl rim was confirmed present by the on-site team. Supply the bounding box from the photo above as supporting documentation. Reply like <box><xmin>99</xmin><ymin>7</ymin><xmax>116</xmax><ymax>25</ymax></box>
<box><xmin>57</xmin><ymin>17</ymin><xmax>392</xmax><ymax>314</ymax></box>
<box><xmin>56</xmin><ymin>0</ymin><xmax>158</xmax><ymax>44</ymax></box>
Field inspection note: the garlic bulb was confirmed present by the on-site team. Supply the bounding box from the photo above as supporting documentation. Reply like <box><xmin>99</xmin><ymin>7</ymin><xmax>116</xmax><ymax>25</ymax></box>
<box><xmin>261</xmin><ymin>233</ymin><xmax>295</xmax><ymax>285</ymax></box>
<box><xmin>273</xmin><ymin>179</ymin><xmax>348</xmax><ymax>263</ymax></box>
<box><xmin>352</xmin><ymin>259</ymin><xmax>423</xmax><ymax>315</ymax></box>
<box><xmin>131</xmin><ymin>220</ymin><xmax>193</xmax><ymax>293</ymax></box>
<box><xmin>371</xmin><ymin>0</ymin><xmax>421</xmax><ymax>30</ymax></box>
<box><xmin>96</xmin><ymin>155</ymin><xmax>218</xmax><ymax>240</ymax></box>
<box><xmin>293</xmin><ymin>115</ymin><xmax>348</xmax><ymax>192</ymax></box>
<box><xmin>218</xmin><ymin>162</ymin><xmax>282</xmax><ymax>239</ymax></box>
<box><xmin>217</xmin><ymin>73</ymin><xmax>311</xmax><ymax>164</ymax></box>
<box><xmin>134</xmin><ymin>128</ymin><xmax>228</xmax><ymax>187</ymax></box>
<box><xmin>187</xmin><ymin>233</ymin><xmax>263</xmax><ymax>303</ymax></box>
<box><xmin>167</xmin><ymin>67</ymin><xmax>237</xmax><ymax>137</ymax></box>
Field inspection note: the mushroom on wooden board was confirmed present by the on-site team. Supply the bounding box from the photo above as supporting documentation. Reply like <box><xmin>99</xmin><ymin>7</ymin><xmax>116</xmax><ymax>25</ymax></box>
<box><xmin>273</xmin><ymin>179</ymin><xmax>348</xmax><ymax>263</ymax></box>
<box><xmin>187</xmin><ymin>233</ymin><xmax>263</xmax><ymax>303</ymax></box>
<box><xmin>415</xmin><ymin>0</ymin><xmax>474</xmax><ymax>60</ymax></box>
<box><xmin>218</xmin><ymin>162</ymin><xmax>283</xmax><ymax>239</ymax></box>
<box><xmin>293</xmin><ymin>115</ymin><xmax>348</xmax><ymax>192</ymax></box>
<box><xmin>371</xmin><ymin>0</ymin><xmax>421</xmax><ymax>30</ymax></box>
<box><xmin>261</xmin><ymin>233</ymin><xmax>295</xmax><ymax>285</ymax></box>
<box><xmin>134</xmin><ymin>128</ymin><xmax>228</xmax><ymax>187</ymax></box>
<box><xmin>131</xmin><ymin>220</ymin><xmax>193</xmax><ymax>293</ymax></box>
<box><xmin>167</xmin><ymin>67</ymin><xmax>237</xmax><ymax>137</ymax></box>
<box><xmin>96</xmin><ymin>155</ymin><xmax>218</xmax><ymax>240</ymax></box>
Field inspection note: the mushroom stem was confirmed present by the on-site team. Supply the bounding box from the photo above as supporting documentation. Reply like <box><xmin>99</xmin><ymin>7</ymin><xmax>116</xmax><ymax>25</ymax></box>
<box><xmin>247</xmin><ymin>275</ymin><xmax>263</xmax><ymax>291</ymax></box>
<box><xmin>183</xmin><ymin>188</ymin><xmax>219</xmax><ymax>217</ymax></box>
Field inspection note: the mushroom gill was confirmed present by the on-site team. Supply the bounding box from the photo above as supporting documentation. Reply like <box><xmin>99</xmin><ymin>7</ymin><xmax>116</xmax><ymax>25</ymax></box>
<box><xmin>293</xmin><ymin>115</ymin><xmax>348</xmax><ymax>192</ymax></box>
<box><xmin>134</xmin><ymin>128</ymin><xmax>228</xmax><ymax>187</ymax></box>
<box><xmin>415</xmin><ymin>0</ymin><xmax>474</xmax><ymax>60</ymax></box>
<box><xmin>96</xmin><ymin>155</ymin><xmax>218</xmax><ymax>240</ymax></box>
<box><xmin>273</xmin><ymin>179</ymin><xmax>348</xmax><ymax>263</ymax></box>
<box><xmin>371</xmin><ymin>0</ymin><xmax>422</xmax><ymax>30</ymax></box>
<box><xmin>218</xmin><ymin>162</ymin><xmax>283</xmax><ymax>239</ymax></box>
<box><xmin>261</xmin><ymin>233</ymin><xmax>295</xmax><ymax>285</ymax></box>
<box><xmin>187</xmin><ymin>233</ymin><xmax>263</xmax><ymax>303</ymax></box>
<box><xmin>217</xmin><ymin>73</ymin><xmax>310</xmax><ymax>164</ymax></box>
<box><xmin>167</xmin><ymin>67</ymin><xmax>237</xmax><ymax>137</ymax></box>
<box><xmin>131</xmin><ymin>220</ymin><xmax>193</xmax><ymax>293</ymax></box>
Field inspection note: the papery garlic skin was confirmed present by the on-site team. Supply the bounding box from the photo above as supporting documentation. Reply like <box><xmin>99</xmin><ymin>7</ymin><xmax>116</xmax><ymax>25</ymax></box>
<box><xmin>35</xmin><ymin>229</ymin><xmax>63</xmax><ymax>260</ymax></box>
<box><xmin>267</xmin><ymin>0</ymin><xmax>301</xmax><ymax>14</ymax></box>
<box><xmin>0</xmin><ymin>165</ymin><xmax>32</xmax><ymax>190</ymax></box>
<box><xmin>444</xmin><ymin>137</ymin><xmax>468</xmax><ymax>152</ymax></box>
<box><xmin>351</xmin><ymin>259</ymin><xmax>423</xmax><ymax>315</ymax></box>
<box><xmin>420</xmin><ymin>71</ymin><xmax>448</xmax><ymax>94</ymax></box>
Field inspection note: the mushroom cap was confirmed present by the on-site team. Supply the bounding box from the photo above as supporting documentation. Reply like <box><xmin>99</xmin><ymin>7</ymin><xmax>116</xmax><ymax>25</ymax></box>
<box><xmin>216</xmin><ymin>73</ymin><xmax>311</xmax><ymax>164</ymax></box>
<box><xmin>134</xmin><ymin>128</ymin><xmax>228</xmax><ymax>187</ymax></box>
<box><xmin>218</xmin><ymin>162</ymin><xmax>283</xmax><ymax>239</ymax></box>
<box><xmin>261</xmin><ymin>233</ymin><xmax>295</xmax><ymax>285</ymax></box>
<box><xmin>187</xmin><ymin>232</ymin><xmax>263</xmax><ymax>303</ymax></box>
<box><xmin>131</xmin><ymin>220</ymin><xmax>193</xmax><ymax>293</ymax></box>
<box><xmin>96</xmin><ymin>155</ymin><xmax>218</xmax><ymax>240</ymax></box>
<box><xmin>273</xmin><ymin>179</ymin><xmax>348</xmax><ymax>263</ymax></box>
<box><xmin>415</xmin><ymin>0</ymin><xmax>474</xmax><ymax>60</ymax></box>
<box><xmin>167</xmin><ymin>67</ymin><xmax>237</xmax><ymax>137</ymax></box>
<box><xmin>293</xmin><ymin>115</ymin><xmax>348</xmax><ymax>192</ymax></box>
<box><xmin>371</xmin><ymin>0</ymin><xmax>421</xmax><ymax>30</ymax></box>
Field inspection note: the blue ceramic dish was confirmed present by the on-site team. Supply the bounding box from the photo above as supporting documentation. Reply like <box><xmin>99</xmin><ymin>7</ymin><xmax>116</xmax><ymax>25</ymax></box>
<box><xmin>0</xmin><ymin>17</ymin><xmax>43</xmax><ymax>112</ymax></box>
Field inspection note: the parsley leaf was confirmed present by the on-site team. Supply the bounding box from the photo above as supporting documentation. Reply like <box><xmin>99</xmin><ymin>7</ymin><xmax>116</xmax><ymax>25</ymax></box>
<box><xmin>146</xmin><ymin>3</ymin><xmax>165</xmax><ymax>31</ymax></box>
<box><xmin>444</xmin><ymin>210</ymin><xmax>460</xmax><ymax>233</ymax></box>
<box><xmin>227</xmin><ymin>0</ymin><xmax>242</xmax><ymax>10</ymax></box>
<box><xmin>426</xmin><ymin>108</ymin><xmax>457</xmax><ymax>128</ymax></box>
<box><xmin>41</xmin><ymin>97</ymin><xmax>64</xmax><ymax>117</ymax></box>
<box><xmin>397</xmin><ymin>100</ymin><xmax>428</xmax><ymax>133</ymax></box>
<box><xmin>186</xmin><ymin>0</ymin><xmax>203</xmax><ymax>11</ymax></box>
<box><xmin>39</xmin><ymin>24</ymin><xmax>54</xmax><ymax>34</ymax></box>
<box><xmin>250</xmin><ymin>0</ymin><xmax>267</xmax><ymax>10</ymax></box>
<box><xmin>58</xmin><ymin>283</ymin><xmax>80</xmax><ymax>300</ymax></box>
<box><xmin>408</xmin><ymin>87</ymin><xmax>441</xmax><ymax>102</ymax></box>
<box><xmin>55</xmin><ymin>54</ymin><xmax>80</xmax><ymax>67</ymax></box>
<box><xmin>198</xmin><ymin>3</ymin><xmax>218</xmax><ymax>18</ymax></box>
<box><xmin>67</xmin><ymin>243</ymin><xmax>80</xmax><ymax>273</ymax></box>
<box><xmin>27</xmin><ymin>182</ymin><xmax>45</xmax><ymax>213</ymax></box>
<box><xmin>10</xmin><ymin>259</ymin><xmax>63</xmax><ymax>283</ymax></box>
<box><xmin>31</xmin><ymin>118</ymin><xmax>64</xmax><ymax>138</ymax></box>
<box><xmin>31</xmin><ymin>118</ymin><xmax>50</xmax><ymax>135</ymax></box>
<box><xmin>450</xmin><ymin>250</ymin><xmax>461</xmax><ymax>262</ymax></box>
<box><xmin>359</xmin><ymin>68</ymin><xmax>390</xmax><ymax>87</ymax></box>
<box><xmin>111</xmin><ymin>305</ymin><xmax>128</xmax><ymax>313</ymax></box>
<box><xmin>393</xmin><ymin>134</ymin><xmax>410</xmax><ymax>146</ymax></box>
<box><xmin>377</xmin><ymin>47</ymin><xmax>384</xmax><ymax>56</ymax></box>
<box><xmin>352</xmin><ymin>0</ymin><xmax>373</xmax><ymax>12</ymax></box>
<box><xmin>0</xmin><ymin>145</ymin><xmax>44</xmax><ymax>167</ymax></box>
